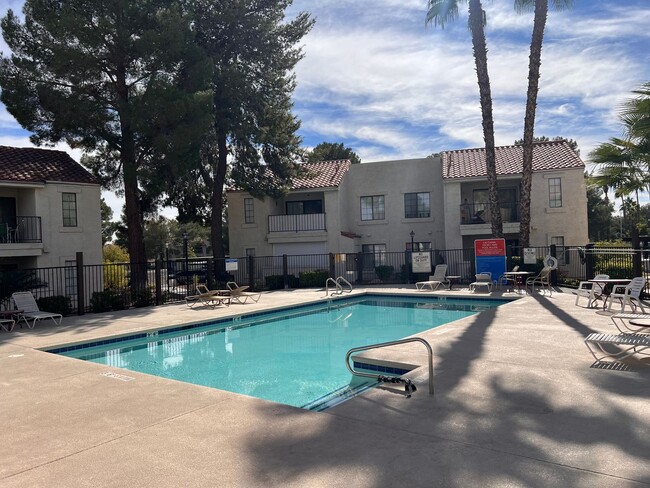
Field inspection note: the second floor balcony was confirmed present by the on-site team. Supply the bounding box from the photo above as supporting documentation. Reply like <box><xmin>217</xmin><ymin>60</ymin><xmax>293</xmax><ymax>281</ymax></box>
<box><xmin>268</xmin><ymin>213</ymin><xmax>327</xmax><ymax>233</ymax></box>
<box><xmin>460</xmin><ymin>202</ymin><xmax>519</xmax><ymax>225</ymax></box>
<box><xmin>0</xmin><ymin>216</ymin><xmax>42</xmax><ymax>244</ymax></box>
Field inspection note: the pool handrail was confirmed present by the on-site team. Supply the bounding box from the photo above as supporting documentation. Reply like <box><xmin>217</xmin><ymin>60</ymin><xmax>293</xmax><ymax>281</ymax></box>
<box><xmin>345</xmin><ymin>337</ymin><xmax>434</xmax><ymax>396</ymax></box>
<box><xmin>335</xmin><ymin>276</ymin><xmax>353</xmax><ymax>293</ymax></box>
<box><xmin>325</xmin><ymin>277</ymin><xmax>342</xmax><ymax>296</ymax></box>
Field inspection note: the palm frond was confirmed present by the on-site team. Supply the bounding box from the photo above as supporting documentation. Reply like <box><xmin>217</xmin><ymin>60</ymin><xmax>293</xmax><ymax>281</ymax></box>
<box><xmin>425</xmin><ymin>0</ymin><xmax>462</xmax><ymax>28</ymax></box>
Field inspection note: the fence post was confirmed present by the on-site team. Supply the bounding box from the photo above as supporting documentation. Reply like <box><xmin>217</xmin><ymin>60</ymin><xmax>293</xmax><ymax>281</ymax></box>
<box><xmin>329</xmin><ymin>253</ymin><xmax>335</xmax><ymax>279</ymax></box>
<box><xmin>282</xmin><ymin>254</ymin><xmax>289</xmax><ymax>289</ymax></box>
<box><xmin>549</xmin><ymin>244</ymin><xmax>558</xmax><ymax>286</ymax></box>
<box><xmin>248</xmin><ymin>255</ymin><xmax>255</xmax><ymax>290</ymax></box>
<box><xmin>155</xmin><ymin>258</ymin><xmax>162</xmax><ymax>305</ymax></box>
<box><xmin>357</xmin><ymin>252</ymin><xmax>363</xmax><ymax>284</ymax></box>
<box><xmin>206</xmin><ymin>258</ymin><xmax>214</xmax><ymax>290</ymax></box>
<box><xmin>75</xmin><ymin>252</ymin><xmax>85</xmax><ymax>316</ymax></box>
<box><xmin>584</xmin><ymin>242</ymin><xmax>594</xmax><ymax>280</ymax></box>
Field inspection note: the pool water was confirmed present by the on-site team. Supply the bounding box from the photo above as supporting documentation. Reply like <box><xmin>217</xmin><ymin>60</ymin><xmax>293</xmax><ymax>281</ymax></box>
<box><xmin>55</xmin><ymin>296</ymin><xmax>503</xmax><ymax>410</ymax></box>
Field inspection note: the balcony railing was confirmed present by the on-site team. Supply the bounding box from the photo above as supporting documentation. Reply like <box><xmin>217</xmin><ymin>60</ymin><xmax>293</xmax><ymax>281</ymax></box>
<box><xmin>268</xmin><ymin>213</ymin><xmax>326</xmax><ymax>233</ymax></box>
<box><xmin>460</xmin><ymin>202</ymin><xmax>519</xmax><ymax>225</ymax></box>
<box><xmin>0</xmin><ymin>216</ymin><xmax>42</xmax><ymax>243</ymax></box>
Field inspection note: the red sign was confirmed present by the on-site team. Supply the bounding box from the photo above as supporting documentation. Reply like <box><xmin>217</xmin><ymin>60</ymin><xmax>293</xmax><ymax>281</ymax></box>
<box><xmin>474</xmin><ymin>238</ymin><xmax>506</xmax><ymax>257</ymax></box>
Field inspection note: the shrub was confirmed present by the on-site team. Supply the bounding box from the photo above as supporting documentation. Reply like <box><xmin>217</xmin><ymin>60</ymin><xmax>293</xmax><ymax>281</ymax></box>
<box><xmin>36</xmin><ymin>295</ymin><xmax>72</xmax><ymax>316</ymax></box>
<box><xmin>298</xmin><ymin>270</ymin><xmax>329</xmax><ymax>288</ymax></box>
<box><xmin>375</xmin><ymin>265</ymin><xmax>394</xmax><ymax>281</ymax></box>
<box><xmin>265</xmin><ymin>274</ymin><xmax>299</xmax><ymax>290</ymax></box>
<box><xmin>90</xmin><ymin>289</ymin><xmax>127</xmax><ymax>313</ymax></box>
<box><xmin>131</xmin><ymin>287</ymin><xmax>153</xmax><ymax>308</ymax></box>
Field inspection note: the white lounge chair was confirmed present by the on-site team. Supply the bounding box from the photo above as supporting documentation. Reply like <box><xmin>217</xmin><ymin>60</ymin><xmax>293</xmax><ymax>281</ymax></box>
<box><xmin>584</xmin><ymin>332</ymin><xmax>650</xmax><ymax>363</ymax></box>
<box><xmin>575</xmin><ymin>274</ymin><xmax>609</xmax><ymax>307</ymax></box>
<box><xmin>526</xmin><ymin>267</ymin><xmax>552</xmax><ymax>294</ymax></box>
<box><xmin>606</xmin><ymin>277</ymin><xmax>647</xmax><ymax>313</ymax></box>
<box><xmin>415</xmin><ymin>264</ymin><xmax>449</xmax><ymax>291</ymax></box>
<box><xmin>11</xmin><ymin>291</ymin><xmax>63</xmax><ymax>329</ymax></box>
<box><xmin>610</xmin><ymin>313</ymin><xmax>650</xmax><ymax>335</ymax></box>
<box><xmin>226</xmin><ymin>282</ymin><xmax>261</xmax><ymax>304</ymax></box>
<box><xmin>1</xmin><ymin>317</ymin><xmax>15</xmax><ymax>332</ymax></box>
<box><xmin>469</xmin><ymin>272</ymin><xmax>492</xmax><ymax>293</ymax></box>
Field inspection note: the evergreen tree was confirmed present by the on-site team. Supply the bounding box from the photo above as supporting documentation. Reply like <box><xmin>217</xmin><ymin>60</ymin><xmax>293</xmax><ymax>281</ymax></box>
<box><xmin>0</xmin><ymin>0</ymin><xmax>211</xmax><ymax>285</ymax></box>
<box><xmin>307</xmin><ymin>142</ymin><xmax>361</xmax><ymax>164</ymax></box>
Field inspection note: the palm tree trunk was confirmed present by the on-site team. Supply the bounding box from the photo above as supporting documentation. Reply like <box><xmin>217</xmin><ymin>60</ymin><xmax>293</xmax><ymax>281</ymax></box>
<box><xmin>468</xmin><ymin>0</ymin><xmax>502</xmax><ymax>237</ymax></box>
<box><xmin>520</xmin><ymin>0</ymin><xmax>548</xmax><ymax>249</ymax></box>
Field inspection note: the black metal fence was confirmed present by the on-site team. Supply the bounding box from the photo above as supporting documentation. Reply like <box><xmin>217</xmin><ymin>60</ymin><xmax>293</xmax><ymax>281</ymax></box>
<box><xmin>2</xmin><ymin>245</ymin><xmax>649</xmax><ymax>317</ymax></box>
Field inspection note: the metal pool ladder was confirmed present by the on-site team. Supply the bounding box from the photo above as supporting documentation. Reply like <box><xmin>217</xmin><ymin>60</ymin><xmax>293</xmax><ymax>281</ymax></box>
<box><xmin>325</xmin><ymin>276</ymin><xmax>353</xmax><ymax>296</ymax></box>
<box><xmin>345</xmin><ymin>337</ymin><xmax>434</xmax><ymax>396</ymax></box>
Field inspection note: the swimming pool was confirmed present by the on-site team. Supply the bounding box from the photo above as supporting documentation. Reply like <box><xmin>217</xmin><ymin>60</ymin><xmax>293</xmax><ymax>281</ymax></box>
<box><xmin>51</xmin><ymin>295</ymin><xmax>504</xmax><ymax>410</ymax></box>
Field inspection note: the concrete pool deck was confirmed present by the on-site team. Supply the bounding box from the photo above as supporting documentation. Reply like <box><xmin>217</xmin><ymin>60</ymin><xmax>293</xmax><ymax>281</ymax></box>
<box><xmin>0</xmin><ymin>287</ymin><xmax>648</xmax><ymax>487</ymax></box>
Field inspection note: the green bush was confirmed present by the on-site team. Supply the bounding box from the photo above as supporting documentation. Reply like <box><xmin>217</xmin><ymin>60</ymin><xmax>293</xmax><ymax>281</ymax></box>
<box><xmin>36</xmin><ymin>295</ymin><xmax>72</xmax><ymax>316</ymax></box>
<box><xmin>131</xmin><ymin>287</ymin><xmax>153</xmax><ymax>308</ymax></box>
<box><xmin>375</xmin><ymin>265</ymin><xmax>394</xmax><ymax>281</ymax></box>
<box><xmin>298</xmin><ymin>270</ymin><xmax>329</xmax><ymax>288</ymax></box>
<box><xmin>90</xmin><ymin>289</ymin><xmax>127</xmax><ymax>313</ymax></box>
<box><xmin>265</xmin><ymin>275</ymin><xmax>299</xmax><ymax>290</ymax></box>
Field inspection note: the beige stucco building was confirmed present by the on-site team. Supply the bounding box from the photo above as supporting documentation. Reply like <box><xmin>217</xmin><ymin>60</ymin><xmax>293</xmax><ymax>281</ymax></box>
<box><xmin>0</xmin><ymin>146</ymin><xmax>102</xmax><ymax>270</ymax></box>
<box><xmin>227</xmin><ymin>140</ymin><xmax>588</xmax><ymax>257</ymax></box>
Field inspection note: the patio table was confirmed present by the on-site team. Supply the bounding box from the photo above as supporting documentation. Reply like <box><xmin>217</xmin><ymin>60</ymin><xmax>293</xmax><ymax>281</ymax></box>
<box><xmin>587</xmin><ymin>278</ymin><xmax>632</xmax><ymax>310</ymax></box>
<box><xmin>500</xmin><ymin>271</ymin><xmax>534</xmax><ymax>294</ymax></box>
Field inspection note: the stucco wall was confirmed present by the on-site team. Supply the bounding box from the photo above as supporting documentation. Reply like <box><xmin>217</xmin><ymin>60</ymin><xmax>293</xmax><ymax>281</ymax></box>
<box><xmin>227</xmin><ymin>192</ymin><xmax>274</xmax><ymax>257</ymax></box>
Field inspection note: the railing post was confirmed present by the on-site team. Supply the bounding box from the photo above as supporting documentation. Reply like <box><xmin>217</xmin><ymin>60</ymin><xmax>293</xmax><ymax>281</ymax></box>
<box><xmin>155</xmin><ymin>258</ymin><xmax>162</xmax><ymax>305</ymax></box>
<box><xmin>357</xmin><ymin>252</ymin><xmax>363</xmax><ymax>284</ymax></box>
<box><xmin>206</xmin><ymin>257</ymin><xmax>214</xmax><ymax>290</ymax></box>
<box><xmin>248</xmin><ymin>255</ymin><xmax>255</xmax><ymax>290</ymax></box>
<box><xmin>76</xmin><ymin>251</ymin><xmax>85</xmax><ymax>316</ymax></box>
<box><xmin>584</xmin><ymin>242</ymin><xmax>594</xmax><ymax>280</ymax></box>
<box><xmin>282</xmin><ymin>254</ymin><xmax>289</xmax><ymax>289</ymax></box>
<box><xmin>329</xmin><ymin>253</ymin><xmax>335</xmax><ymax>279</ymax></box>
<box><xmin>549</xmin><ymin>244</ymin><xmax>558</xmax><ymax>286</ymax></box>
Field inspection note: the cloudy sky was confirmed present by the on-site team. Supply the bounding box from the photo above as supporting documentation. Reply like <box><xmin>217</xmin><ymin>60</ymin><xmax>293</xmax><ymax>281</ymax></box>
<box><xmin>1</xmin><ymin>0</ymin><xmax>649</xmax><ymax>216</ymax></box>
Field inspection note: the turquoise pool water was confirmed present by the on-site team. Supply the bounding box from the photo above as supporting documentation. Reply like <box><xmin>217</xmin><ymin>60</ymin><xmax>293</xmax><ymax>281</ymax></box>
<box><xmin>54</xmin><ymin>296</ymin><xmax>503</xmax><ymax>410</ymax></box>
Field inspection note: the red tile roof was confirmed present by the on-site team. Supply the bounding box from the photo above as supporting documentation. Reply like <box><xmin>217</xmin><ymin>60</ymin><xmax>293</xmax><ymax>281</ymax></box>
<box><xmin>0</xmin><ymin>146</ymin><xmax>98</xmax><ymax>184</ymax></box>
<box><xmin>291</xmin><ymin>160</ymin><xmax>351</xmax><ymax>190</ymax></box>
<box><xmin>441</xmin><ymin>140</ymin><xmax>584</xmax><ymax>179</ymax></box>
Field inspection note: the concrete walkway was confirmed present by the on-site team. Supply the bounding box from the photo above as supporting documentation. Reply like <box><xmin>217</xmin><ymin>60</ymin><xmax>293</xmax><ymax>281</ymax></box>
<box><xmin>0</xmin><ymin>287</ymin><xmax>648</xmax><ymax>487</ymax></box>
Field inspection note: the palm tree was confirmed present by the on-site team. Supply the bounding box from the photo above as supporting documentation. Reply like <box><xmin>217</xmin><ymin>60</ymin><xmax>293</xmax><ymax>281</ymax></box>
<box><xmin>517</xmin><ymin>0</ymin><xmax>572</xmax><ymax>249</ymax></box>
<box><xmin>426</xmin><ymin>0</ymin><xmax>502</xmax><ymax>237</ymax></box>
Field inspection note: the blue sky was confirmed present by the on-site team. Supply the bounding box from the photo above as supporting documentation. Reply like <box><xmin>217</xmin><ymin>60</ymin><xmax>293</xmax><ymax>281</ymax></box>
<box><xmin>1</xmin><ymin>0</ymin><xmax>649</xmax><ymax>217</ymax></box>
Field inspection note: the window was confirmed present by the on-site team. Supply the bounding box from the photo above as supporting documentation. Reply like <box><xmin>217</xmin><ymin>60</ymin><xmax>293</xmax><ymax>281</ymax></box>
<box><xmin>404</xmin><ymin>192</ymin><xmax>430</xmax><ymax>218</ymax></box>
<box><xmin>548</xmin><ymin>178</ymin><xmax>562</xmax><ymax>208</ymax></box>
<box><xmin>62</xmin><ymin>193</ymin><xmax>77</xmax><ymax>227</ymax></box>
<box><xmin>362</xmin><ymin>243</ymin><xmax>387</xmax><ymax>266</ymax></box>
<box><xmin>286</xmin><ymin>200</ymin><xmax>323</xmax><ymax>215</ymax></box>
<box><xmin>244</xmin><ymin>198</ymin><xmax>254</xmax><ymax>224</ymax></box>
<box><xmin>360</xmin><ymin>195</ymin><xmax>385</xmax><ymax>221</ymax></box>
<box><xmin>245</xmin><ymin>248</ymin><xmax>256</xmax><ymax>257</ymax></box>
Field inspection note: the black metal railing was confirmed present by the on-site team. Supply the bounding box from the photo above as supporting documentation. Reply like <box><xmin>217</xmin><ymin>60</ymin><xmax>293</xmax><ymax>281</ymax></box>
<box><xmin>268</xmin><ymin>213</ymin><xmax>326</xmax><ymax>232</ymax></box>
<box><xmin>0</xmin><ymin>216</ymin><xmax>42</xmax><ymax>243</ymax></box>
<box><xmin>460</xmin><ymin>202</ymin><xmax>519</xmax><ymax>225</ymax></box>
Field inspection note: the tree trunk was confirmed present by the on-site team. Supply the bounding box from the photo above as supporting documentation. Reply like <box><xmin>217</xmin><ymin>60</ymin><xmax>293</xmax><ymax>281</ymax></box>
<box><xmin>468</xmin><ymin>0</ymin><xmax>502</xmax><ymax>237</ymax></box>
<box><xmin>210</xmin><ymin>127</ymin><xmax>228</xmax><ymax>262</ymax></box>
<box><xmin>520</xmin><ymin>0</ymin><xmax>548</xmax><ymax>249</ymax></box>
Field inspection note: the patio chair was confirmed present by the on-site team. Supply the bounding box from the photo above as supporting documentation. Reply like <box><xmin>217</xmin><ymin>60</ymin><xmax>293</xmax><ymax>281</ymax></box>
<box><xmin>497</xmin><ymin>265</ymin><xmax>519</xmax><ymax>290</ymax></box>
<box><xmin>1</xmin><ymin>317</ymin><xmax>15</xmax><ymax>332</ymax></box>
<box><xmin>469</xmin><ymin>272</ymin><xmax>492</xmax><ymax>293</ymax></box>
<box><xmin>185</xmin><ymin>285</ymin><xmax>230</xmax><ymax>308</ymax></box>
<box><xmin>415</xmin><ymin>264</ymin><xmax>449</xmax><ymax>291</ymax></box>
<box><xmin>575</xmin><ymin>274</ymin><xmax>609</xmax><ymax>307</ymax></box>
<box><xmin>606</xmin><ymin>277</ymin><xmax>647</xmax><ymax>313</ymax></box>
<box><xmin>226</xmin><ymin>281</ymin><xmax>261</xmax><ymax>304</ymax></box>
<box><xmin>584</xmin><ymin>332</ymin><xmax>650</xmax><ymax>363</ymax></box>
<box><xmin>11</xmin><ymin>291</ymin><xmax>63</xmax><ymax>329</ymax></box>
<box><xmin>526</xmin><ymin>266</ymin><xmax>552</xmax><ymax>295</ymax></box>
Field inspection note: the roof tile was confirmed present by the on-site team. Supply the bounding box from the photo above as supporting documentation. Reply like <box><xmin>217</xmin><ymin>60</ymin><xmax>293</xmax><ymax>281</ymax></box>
<box><xmin>441</xmin><ymin>140</ymin><xmax>584</xmax><ymax>179</ymax></box>
<box><xmin>290</xmin><ymin>160</ymin><xmax>352</xmax><ymax>189</ymax></box>
<box><xmin>0</xmin><ymin>146</ymin><xmax>98</xmax><ymax>184</ymax></box>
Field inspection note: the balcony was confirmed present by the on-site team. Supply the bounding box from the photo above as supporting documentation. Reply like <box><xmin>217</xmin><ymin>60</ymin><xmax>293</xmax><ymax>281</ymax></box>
<box><xmin>460</xmin><ymin>202</ymin><xmax>519</xmax><ymax>225</ymax></box>
<box><xmin>268</xmin><ymin>213</ymin><xmax>326</xmax><ymax>233</ymax></box>
<box><xmin>0</xmin><ymin>216</ymin><xmax>42</xmax><ymax>243</ymax></box>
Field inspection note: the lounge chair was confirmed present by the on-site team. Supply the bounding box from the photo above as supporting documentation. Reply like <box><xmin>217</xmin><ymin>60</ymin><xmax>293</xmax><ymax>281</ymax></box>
<box><xmin>185</xmin><ymin>285</ymin><xmax>230</xmax><ymax>309</ymax></box>
<box><xmin>469</xmin><ymin>272</ymin><xmax>492</xmax><ymax>293</ymax></box>
<box><xmin>606</xmin><ymin>277</ymin><xmax>647</xmax><ymax>313</ymax></box>
<box><xmin>575</xmin><ymin>274</ymin><xmax>609</xmax><ymax>307</ymax></box>
<box><xmin>226</xmin><ymin>281</ymin><xmax>261</xmax><ymax>304</ymax></box>
<box><xmin>415</xmin><ymin>264</ymin><xmax>449</xmax><ymax>291</ymax></box>
<box><xmin>1</xmin><ymin>317</ymin><xmax>15</xmax><ymax>332</ymax></box>
<box><xmin>584</xmin><ymin>332</ymin><xmax>650</xmax><ymax>363</ymax></box>
<box><xmin>11</xmin><ymin>291</ymin><xmax>63</xmax><ymax>328</ymax></box>
<box><xmin>610</xmin><ymin>313</ymin><xmax>650</xmax><ymax>335</ymax></box>
<box><xmin>526</xmin><ymin>266</ymin><xmax>552</xmax><ymax>295</ymax></box>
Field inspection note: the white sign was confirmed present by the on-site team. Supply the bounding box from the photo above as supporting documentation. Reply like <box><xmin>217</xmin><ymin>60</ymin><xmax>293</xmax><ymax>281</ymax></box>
<box><xmin>412</xmin><ymin>252</ymin><xmax>431</xmax><ymax>273</ymax></box>
<box><xmin>225</xmin><ymin>259</ymin><xmax>238</xmax><ymax>271</ymax></box>
<box><xmin>523</xmin><ymin>248</ymin><xmax>536</xmax><ymax>264</ymax></box>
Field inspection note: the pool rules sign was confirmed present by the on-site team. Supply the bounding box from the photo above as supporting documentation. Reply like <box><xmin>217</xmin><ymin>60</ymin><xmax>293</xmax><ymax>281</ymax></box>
<box><xmin>412</xmin><ymin>252</ymin><xmax>431</xmax><ymax>273</ymax></box>
<box><xmin>474</xmin><ymin>238</ymin><xmax>506</xmax><ymax>283</ymax></box>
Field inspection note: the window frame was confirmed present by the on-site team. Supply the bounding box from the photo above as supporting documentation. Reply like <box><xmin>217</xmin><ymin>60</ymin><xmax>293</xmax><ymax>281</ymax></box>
<box><xmin>360</xmin><ymin>195</ymin><xmax>385</xmax><ymax>221</ymax></box>
<box><xmin>404</xmin><ymin>192</ymin><xmax>430</xmax><ymax>219</ymax></box>
<box><xmin>62</xmin><ymin>192</ymin><xmax>78</xmax><ymax>227</ymax></box>
<box><xmin>244</xmin><ymin>197</ymin><xmax>255</xmax><ymax>224</ymax></box>
<box><xmin>548</xmin><ymin>178</ymin><xmax>562</xmax><ymax>208</ymax></box>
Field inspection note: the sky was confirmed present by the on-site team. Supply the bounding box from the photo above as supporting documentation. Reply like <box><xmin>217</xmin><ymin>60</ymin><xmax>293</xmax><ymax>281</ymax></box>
<box><xmin>1</xmin><ymin>0</ymin><xmax>649</xmax><ymax>218</ymax></box>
